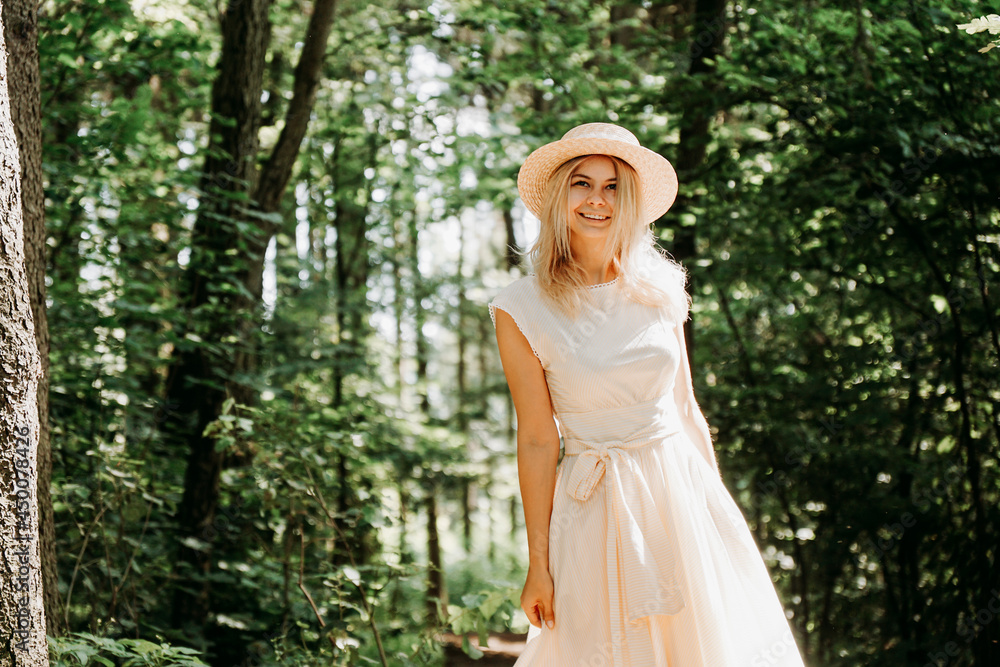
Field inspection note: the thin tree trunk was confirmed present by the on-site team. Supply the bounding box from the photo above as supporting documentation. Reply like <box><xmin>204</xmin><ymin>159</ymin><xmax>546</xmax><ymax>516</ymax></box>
<box><xmin>509</xmin><ymin>495</ymin><xmax>519</xmax><ymax>541</ymax></box>
<box><xmin>410</xmin><ymin>204</ymin><xmax>430</xmax><ymax>414</ymax></box>
<box><xmin>389</xmin><ymin>479</ymin><xmax>410</xmax><ymax>614</ymax></box>
<box><xmin>484</xmin><ymin>479</ymin><xmax>495</xmax><ymax>564</ymax></box>
<box><xmin>609</xmin><ymin>1</ymin><xmax>641</xmax><ymax>50</ymax></box>
<box><xmin>329</xmin><ymin>120</ymin><xmax>375</xmax><ymax>395</ymax></box>
<box><xmin>0</xmin><ymin>9</ymin><xmax>49</xmax><ymax>658</ymax></box>
<box><xmin>328</xmin><ymin>126</ymin><xmax>374</xmax><ymax>564</ymax></box>
<box><xmin>457</xmin><ymin>216</ymin><xmax>476</xmax><ymax>553</ymax></box>
<box><xmin>2</xmin><ymin>0</ymin><xmax>61</xmax><ymax>635</ymax></box>
<box><xmin>425</xmin><ymin>480</ymin><xmax>446</xmax><ymax>624</ymax></box>
<box><xmin>502</xmin><ymin>207</ymin><xmax>519</xmax><ymax>271</ymax></box>
<box><xmin>391</xmin><ymin>198</ymin><xmax>405</xmax><ymax>402</ymax></box>
<box><xmin>478</xmin><ymin>247</ymin><xmax>496</xmax><ymax>563</ymax></box>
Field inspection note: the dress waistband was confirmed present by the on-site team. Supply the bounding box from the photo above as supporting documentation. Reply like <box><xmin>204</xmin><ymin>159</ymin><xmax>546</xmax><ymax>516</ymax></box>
<box><xmin>564</xmin><ymin>424</ymin><xmax>683</xmax><ymax>457</ymax></box>
<box><xmin>559</xmin><ymin>393</ymin><xmax>683</xmax><ymax>457</ymax></box>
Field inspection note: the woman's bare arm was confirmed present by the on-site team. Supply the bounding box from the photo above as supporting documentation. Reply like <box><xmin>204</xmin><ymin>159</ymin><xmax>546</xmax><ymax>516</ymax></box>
<box><xmin>673</xmin><ymin>319</ymin><xmax>721</xmax><ymax>476</ymax></box>
<box><xmin>493</xmin><ymin>306</ymin><xmax>560</xmax><ymax>628</ymax></box>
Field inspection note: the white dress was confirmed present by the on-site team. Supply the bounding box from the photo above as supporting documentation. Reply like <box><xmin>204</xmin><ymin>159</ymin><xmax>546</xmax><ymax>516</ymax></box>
<box><xmin>488</xmin><ymin>273</ymin><xmax>807</xmax><ymax>667</ymax></box>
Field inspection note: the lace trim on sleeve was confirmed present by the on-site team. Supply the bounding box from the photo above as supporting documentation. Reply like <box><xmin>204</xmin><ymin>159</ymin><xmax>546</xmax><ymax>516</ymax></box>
<box><xmin>489</xmin><ymin>301</ymin><xmax>545</xmax><ymax>365</ymax></box>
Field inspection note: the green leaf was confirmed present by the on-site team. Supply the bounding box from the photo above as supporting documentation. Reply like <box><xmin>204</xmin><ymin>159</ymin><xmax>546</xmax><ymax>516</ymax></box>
<box><xmin>476</xmin><ymin>614</ymin><xmax>489</xmax><ymax>649</ymax></box>
<box><xmin>461</xmin><ymin>635</ymin><xmax>484</xmax><ymax>659</ymax></box>
<box><xmin>478</xmin><ymin>591</ymin><xmax>505</xmax><ymax>619</ymax></box>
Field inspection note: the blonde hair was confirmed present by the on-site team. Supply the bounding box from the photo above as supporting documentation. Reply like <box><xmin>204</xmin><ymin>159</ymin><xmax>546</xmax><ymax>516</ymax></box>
<box><xmin>517</xmin><ymin>154</ymin><xmax>691</xmax><ymax>322</ymax></box>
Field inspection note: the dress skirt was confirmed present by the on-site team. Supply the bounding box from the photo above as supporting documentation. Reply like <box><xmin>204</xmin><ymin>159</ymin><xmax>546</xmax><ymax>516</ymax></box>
<box><xmin>513</xmin><ymin>421</ymin><xmax>806</xmax><ymax>667</ymax></box>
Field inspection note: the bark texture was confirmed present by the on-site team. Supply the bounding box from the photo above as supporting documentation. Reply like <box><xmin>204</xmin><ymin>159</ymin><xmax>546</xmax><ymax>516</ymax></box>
<box><xmin>0</xmin><ymin>4</ymin><xmax>48</xmax><ymax>662</ymax></box>
<box><xmin>2</xmin><ymin>0</ymin><xmax>61</xmax><ymax>635</ymax></box>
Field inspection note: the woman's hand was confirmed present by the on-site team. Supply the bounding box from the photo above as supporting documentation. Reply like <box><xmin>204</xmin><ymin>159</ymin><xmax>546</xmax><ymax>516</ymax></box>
<box><xmin>521</xmin><ymin>563</ymin><xmax>556</xmax><ymax>630</ymax></box>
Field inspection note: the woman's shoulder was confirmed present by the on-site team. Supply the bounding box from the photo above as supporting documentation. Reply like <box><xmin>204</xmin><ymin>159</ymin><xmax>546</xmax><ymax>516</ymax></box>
<box><xmin>493</xmin><ymin>273</ymin><xmax>540</xmax><ymax>300</ymax></box>
<box><xmin>489</xmin><ymin>274</ymin><xmax>543</xmax><ymax>322</ymax></box>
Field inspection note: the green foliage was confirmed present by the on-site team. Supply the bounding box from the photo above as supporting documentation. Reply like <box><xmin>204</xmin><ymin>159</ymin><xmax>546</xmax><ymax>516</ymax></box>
<box><xmin>442</xmin><ymin>587</ymin><xmax>521</xmax><ymax>658</ymax></box>
<box><xmin>49</xmin><ymin>632</ymin><xmax>209</xmax><ymax>666</ymax></box>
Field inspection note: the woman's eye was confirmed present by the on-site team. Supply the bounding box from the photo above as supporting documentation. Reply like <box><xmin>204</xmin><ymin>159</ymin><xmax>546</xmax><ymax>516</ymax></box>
<box><xmin>573</xmin><ymin>180</ymin><xmax>589</xmax><ymax>187</ymax></box>
<box><xmin>607</xmin><ymin>184</ymin><xmax>616</xmax><ymax>191</ymax></box>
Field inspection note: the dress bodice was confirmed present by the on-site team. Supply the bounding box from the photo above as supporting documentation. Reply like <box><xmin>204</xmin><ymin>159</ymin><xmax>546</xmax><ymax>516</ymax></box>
<box><xmin>488</xmin><ymin>274</ymin><xmax>688</xmax><ymax>443</ymax></box>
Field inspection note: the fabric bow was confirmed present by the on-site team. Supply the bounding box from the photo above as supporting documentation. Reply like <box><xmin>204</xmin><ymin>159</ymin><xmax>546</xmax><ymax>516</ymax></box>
<box><xmin>562</xmin><ymin>431</ymin><xmax>688</xmax><ymax>666</ymax></box>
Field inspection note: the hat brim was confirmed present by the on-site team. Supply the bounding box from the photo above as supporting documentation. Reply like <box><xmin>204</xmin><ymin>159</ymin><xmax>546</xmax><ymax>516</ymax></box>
<box><xmin>516</xmin><ymin>137</ymin><xmax>678</xmax><ymax>226</ymax></box>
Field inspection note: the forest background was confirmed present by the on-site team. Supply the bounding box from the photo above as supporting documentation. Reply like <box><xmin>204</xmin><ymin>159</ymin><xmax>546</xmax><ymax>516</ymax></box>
<box><xmin>0</xmin><ymin>0</ymin><xmax>998</xmax><ymax>665</ymax></box>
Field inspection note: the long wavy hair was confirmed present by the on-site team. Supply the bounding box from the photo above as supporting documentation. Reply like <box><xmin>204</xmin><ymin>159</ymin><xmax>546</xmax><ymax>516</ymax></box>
<box><xmin>518</xmin><ymin>154</ymin><xmax>691</xmax><ymax>323</ymax></box>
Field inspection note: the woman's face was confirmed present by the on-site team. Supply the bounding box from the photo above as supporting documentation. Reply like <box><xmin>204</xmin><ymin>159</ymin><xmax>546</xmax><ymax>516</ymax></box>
<box><xmin>567</xmin><ymin>155</ymin><xmax>617</xmax><ymax>238</ymax></box>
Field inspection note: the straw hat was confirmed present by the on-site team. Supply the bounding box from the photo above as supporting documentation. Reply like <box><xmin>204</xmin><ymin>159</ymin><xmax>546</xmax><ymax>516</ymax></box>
<box><xmin>517</xmin><ymin>123</ymin><xmax>679</xmax><ymax>225</ymax></box>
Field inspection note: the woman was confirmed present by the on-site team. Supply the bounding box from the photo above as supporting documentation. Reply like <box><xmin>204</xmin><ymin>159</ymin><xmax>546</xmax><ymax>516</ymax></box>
<box><xmin>488</xmin><ymin>123</ymin><xmax>807</xmax><ymax>666</ymax></box>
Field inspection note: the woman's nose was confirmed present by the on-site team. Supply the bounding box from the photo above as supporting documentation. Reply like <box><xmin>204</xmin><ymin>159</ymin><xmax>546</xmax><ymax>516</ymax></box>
<box><xmin>588</xmin><ymin>190</ymin><xmax>607</xmax><ymax>206</ymax></box>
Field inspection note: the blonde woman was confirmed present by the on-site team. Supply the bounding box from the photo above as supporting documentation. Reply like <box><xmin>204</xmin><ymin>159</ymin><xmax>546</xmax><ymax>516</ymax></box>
<box><xmin>489</xmin><ymin>123</ymin><xmax>806</xmax><ymax>666</ymax></box>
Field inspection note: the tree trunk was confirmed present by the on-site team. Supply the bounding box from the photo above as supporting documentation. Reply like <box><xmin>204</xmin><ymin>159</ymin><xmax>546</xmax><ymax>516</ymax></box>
<box><xmin>609</xmin><ymin>1</ymin><xmax>641</xmax><ymax>50</ymax></box>
<box><xmin>166</xmin><ymin>0</ymin><xmax>271</xmax><ymax>628</ymax></box>
<box><xmin>330</xmin><ymin>126</ymin><xmax>373</xmax><ymax>406</ymax></box>
<box><xmin>478</xmin><ymin>249</ymin><xmax>495</xmax><ymax>564</ymax></box>
<box><xmin>391</xmin><ymin>196</ymin><xmax>405</xmax><ymax>401</ymax></box>
<box><xmin>0</xmin><ymin>8</ymin><xmax>49</xmax><ymax>660</ymax></box>
<box><xmin>425</xmin><ymin>480</ymin><xmax>446</xmax><ymax>624</ymax></box>
<box><xmin>502</xmin><ymin>207</ymin><xmax>519</xmax><ymax>271</ymax></box>
<box><xmin>671</xmin><ymin>0</ymin><xmax>725</xmax><ymax>262</ymax></box>
<box><xmin>409</xmin><ymin>201</ymin><xmax>430</xmax><ymax>414</ymax></box>
<box><xmin>327</xmin><ymin>126</ymin><xmax>375</xmax><ymax>565</ymax></box>
<box><xmin>166</xmin><ymin>0</ymin><xmax>338</xmax><ymax>631</ymax></box>
<box><xmin>509</xmin><ymin>495</ymin><xmax>519</xmax><ymax>540</ymax></box>
<box><xmin>669</xmin><ymin>0</ymin><xmax>725</xmax><ymax>364</ymax></box>
<box><xmin>388</xmin><ymin>479</ymin><xmax>411</xmax><ymax>615</ymax></box>
<box><xmin>457</xmin><ymin>218</ymin><xmax>476</xmax><ymax>554</ymax></box>
<box><xmin>2</xmin><ymin>0</ymin><xmax>61</xmax><ymax>636</ymax></box>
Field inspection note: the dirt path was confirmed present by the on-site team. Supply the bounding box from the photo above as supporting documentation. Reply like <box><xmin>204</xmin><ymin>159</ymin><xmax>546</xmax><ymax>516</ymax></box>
<box><xmin>438</xmin><ymin>631</ymin><xmax>527</xmax><ymax>666</ymax></box>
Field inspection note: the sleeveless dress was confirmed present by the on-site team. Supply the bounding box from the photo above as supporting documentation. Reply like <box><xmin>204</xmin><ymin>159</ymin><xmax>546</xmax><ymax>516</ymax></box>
<box><xmin>488</xmin><ymin>273</ymin><xmax>807</xmax><ymax>667</ymax></box>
